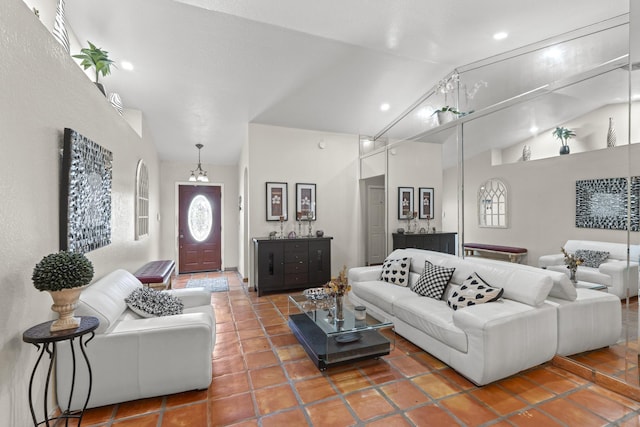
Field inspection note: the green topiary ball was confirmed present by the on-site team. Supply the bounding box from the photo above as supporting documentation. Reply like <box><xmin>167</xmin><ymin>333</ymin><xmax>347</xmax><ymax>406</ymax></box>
<box><xmin>32</xmin><ymin>251</ymin><xmax>94</xmax><ymax>292</ymax></box>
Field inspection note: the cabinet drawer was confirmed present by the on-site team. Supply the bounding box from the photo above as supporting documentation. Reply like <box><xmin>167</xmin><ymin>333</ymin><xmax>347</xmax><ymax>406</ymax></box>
<box><xmin>285</xmin><ymin>263</ymin><xmax>308</xmax><ymax>275</ymax></box>
<box><xmin>284</xmin><ymin>251</ymin><xmax>308</xmax><ymax>263</ymax></box>
<box><xmin>284</xmin><ymin>273</ymin><xmax>307</xmax><ymax>286</ymax></box>
<box><xmin>285</xmin><ymin>241</ymin><xmax>308</xmax><ymax>252</ymax></box>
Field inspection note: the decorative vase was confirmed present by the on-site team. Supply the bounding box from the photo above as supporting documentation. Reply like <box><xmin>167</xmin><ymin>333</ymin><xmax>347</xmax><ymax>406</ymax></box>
<box><xmin>52</xmin><ymin>0</ymin><xmax>70</xmax><ymax>53</ymax></box>
<box><xmin>569</xmin><ymin>268</ymin><xmax>577</xmax><ymax>284</ymax></box>
<box><xmin>108</xmin><ymin>92</ymin><xmax>124</xmax><ymax>115</ymax></box>
<box><xmin>47</xmin><ymin>286</ymin><xmax>85</xmax><ymax>332</ymax></box>
<box><xmin>559</xmin><ymin>145</ymin><xmax>570</xmax><ymax>155</ymax></box>
<box><xmin>607</xmin><ymin>117</ymin><xmax>616</xmax><ymax>148</ymax></box>
<box><xmin>335</xmin><ymin>295</ymin><xmax>344</xmax><ymax>322</ymax></box>
<box><xmin>436</xmin><ymin>111</ymin><xmax>455</xmax><ymax>126</ymax></box>
<box><xmin>522</xmin><ymin>145</ymin><xmax>531</xmax><ymax>161</ymax></box>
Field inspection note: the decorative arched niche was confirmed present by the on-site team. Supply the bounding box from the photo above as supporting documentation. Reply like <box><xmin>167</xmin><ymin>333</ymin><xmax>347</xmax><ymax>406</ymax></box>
<box><xmin>478</xmin><ymin>178</ymin><xmax>508</xmax><ymax>228</ymax></box>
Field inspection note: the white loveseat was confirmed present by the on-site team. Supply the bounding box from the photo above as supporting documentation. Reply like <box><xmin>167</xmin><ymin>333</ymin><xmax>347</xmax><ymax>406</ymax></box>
<box><xmin>56</xmin><ymin>269</ymin><xmax>216</xmax><ymax>410</ymax></box>
<box><xmin>538</xmin><ymin>240</ymin><xmax>639</xmax><ymax>299</ymax></box>
<box><xmin>349</xmin><ymin>248</ymin><xmax>621</xmax><ymax>385</ymax></box>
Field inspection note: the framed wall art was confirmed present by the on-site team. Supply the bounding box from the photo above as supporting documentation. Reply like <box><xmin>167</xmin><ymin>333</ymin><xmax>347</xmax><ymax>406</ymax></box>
<box><xmin>418</xmin><ymin>187</ymin><xmax>434</xmax><ymax>220</ymax></box>
<box><xmin>398</xmin><ymin>187</ymin><xmax>414</xmax><ymax>219</ymax></box>
<box><xmin>576</xmin><ymin>177</ymin><xmax>640</xmax><ymax>231</ymax></box>
<box><xmin>296</xmin><ymin>183</ymin><xmax>316</xmax><ymax>220</ymax></box>
<box><xmin>266</xmin><ymin>182</ymin><xmax>288</xmax><ymax>221</ymax></box>
<box><xmin>60</xmin><ymin>128</ymin><xmax>113</xmax><ymax>253</ymax></box>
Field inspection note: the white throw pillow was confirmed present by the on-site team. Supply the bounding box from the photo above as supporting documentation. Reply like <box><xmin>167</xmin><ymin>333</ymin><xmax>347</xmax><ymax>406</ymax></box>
<box><xmin>380</xmin><ymin>256</ymin><xmax>412</xmax><ymax>286</ymax></box>
<box><xmin>412</xmin><ymin>260</ymin><xmax>455</xmax><ymax>299</ymax></box>
<box><xmin>447</xmin><ymin>272</ymin><xmax>503</xmax><ymax>310</ymax></box>
<box><xmin>125</xmin><ymin>287</ymin><xmax>184</xmax><ymax>317</ymax></box>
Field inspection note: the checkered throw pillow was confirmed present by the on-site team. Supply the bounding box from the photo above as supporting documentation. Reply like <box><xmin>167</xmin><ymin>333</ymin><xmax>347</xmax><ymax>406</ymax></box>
<box><xmin>447</xmin><ymin>272</ymin><xmax>503</xmax><ymax>310</ymax></box>
<box><xmin>412</xmin><ymin>260</ymin><xmax>455</xmax><ymax>299</ymax></box>
<box><xmin>380</xmin><ymin>257</ymin><xmax>412</xmax><ymax>286</ymax></box>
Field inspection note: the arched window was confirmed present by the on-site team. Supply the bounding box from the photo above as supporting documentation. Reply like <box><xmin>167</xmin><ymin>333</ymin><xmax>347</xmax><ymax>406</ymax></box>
<box><xmin>135</xmin><ymin>159</ymin><xmax>149</xmax><ymax>239</ymax></box>
<box><xmin>478</xmin><ymin>178</ymin><xmax>508</xmax><ymax>228</ymax></box>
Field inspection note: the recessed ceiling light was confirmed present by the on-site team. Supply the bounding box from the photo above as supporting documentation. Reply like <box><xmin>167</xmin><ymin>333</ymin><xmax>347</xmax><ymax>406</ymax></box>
<box><xmin>529</xmin><ymin>126</ymin><xmax>539</xmax><ymax>134</ymax></box>
<box><xmin>380</xmin><ymin>103</ymin><xmax>390</xmax><ymax>112</ymax></box>
<box><xmin>493</xmin><ymin>32</ymin><xmax>508</xmax><ymax>41</ymax></box>
<box><xmin>121</xmin><ymin>61</ymin><xmax>134</xmax><ymax>71</ymax></box>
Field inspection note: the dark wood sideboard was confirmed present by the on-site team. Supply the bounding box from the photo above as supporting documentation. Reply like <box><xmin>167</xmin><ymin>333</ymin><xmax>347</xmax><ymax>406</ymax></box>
<box><xmin>252</xmin><ymin>237</ymin><xmax>332</xmax><ymax>296</ymax></box>
<box><xmin>392</xmin><ymin>232</ymin><xmax>457</xmax><ymax>255</ymax></box>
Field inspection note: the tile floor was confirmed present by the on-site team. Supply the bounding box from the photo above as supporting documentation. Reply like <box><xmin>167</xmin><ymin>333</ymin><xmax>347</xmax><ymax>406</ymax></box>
<box><xmin>79</xmin><ymin>272</ymin><xmax>640</xmax><ymax>426</ymax></box>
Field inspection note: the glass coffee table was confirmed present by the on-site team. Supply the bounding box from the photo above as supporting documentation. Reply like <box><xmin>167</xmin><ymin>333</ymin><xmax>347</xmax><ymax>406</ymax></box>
<box><xmin>288</xmin><ymin>294</ymin><xmax>394</xmax><ymax>370</ymax></box>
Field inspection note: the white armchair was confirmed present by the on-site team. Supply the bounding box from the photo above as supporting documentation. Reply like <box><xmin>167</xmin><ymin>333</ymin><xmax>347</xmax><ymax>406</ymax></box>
<box><xmin>539</xmin><ymin>240</ymin><xmax>639</xmax><ymax>299</ymax></box>
<box><xmin>56</xmin><ymin>269</ymin><xmax>215</xmax><ymax>410</ymax></box>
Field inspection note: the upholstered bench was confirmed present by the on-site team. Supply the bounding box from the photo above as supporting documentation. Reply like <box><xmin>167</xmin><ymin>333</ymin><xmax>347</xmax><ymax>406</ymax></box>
<box><xmin>464</xmin><ymin>243</ymin><xmax>528</xmax><ymax>263</ymax></box>
<box><xmin>134</xmin><ymin>260</ymin><xmax>175</xmax><ymax>290</ymax></box>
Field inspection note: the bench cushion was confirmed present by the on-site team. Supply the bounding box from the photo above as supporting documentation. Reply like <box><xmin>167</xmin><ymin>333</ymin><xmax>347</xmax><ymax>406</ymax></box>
<box><xmin>464</xmin><ymin>243</ymin><xmax>527</xmax><ymax>254</ymax></box>
<box><xmin>134</xmin><ymin>260</ymin><xmax>175</xmax><ymax>283</ymax></box>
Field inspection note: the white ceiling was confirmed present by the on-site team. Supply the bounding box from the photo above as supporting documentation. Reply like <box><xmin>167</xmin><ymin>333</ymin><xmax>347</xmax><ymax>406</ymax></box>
<box><xmin>65</xmin><ymin>0</ymin><xmax>629</xmax><ymax>165</ymax></box>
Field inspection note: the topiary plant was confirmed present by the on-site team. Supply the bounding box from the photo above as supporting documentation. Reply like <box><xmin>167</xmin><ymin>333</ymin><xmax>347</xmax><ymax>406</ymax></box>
<box><xmin>72</xmin><ymin>41</ymin><xmax>115</xmax><ymax>84</ymax></box>
<box><xmin>32</xmin><ymin>251</ymin><xmax>94</xmax><ymax>292</ymax></box>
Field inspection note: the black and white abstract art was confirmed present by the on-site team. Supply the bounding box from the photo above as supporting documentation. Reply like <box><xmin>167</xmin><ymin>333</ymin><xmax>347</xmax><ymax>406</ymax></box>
<box><xmin>575</xmin><ymin>177</ymin><xmax>640</xmax><ymax>231</ymax></box>
<box><xmin>60</xmin><ymin>128</ymin><xmax>113</xmax><ymax>252</ymax></box>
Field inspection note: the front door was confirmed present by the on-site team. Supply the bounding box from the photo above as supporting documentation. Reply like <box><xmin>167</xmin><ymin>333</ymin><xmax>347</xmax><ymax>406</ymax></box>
<box><xmin>178</xmin><ymin>185</ymin><xmax>222</xmax><ymax>273</ymax></box>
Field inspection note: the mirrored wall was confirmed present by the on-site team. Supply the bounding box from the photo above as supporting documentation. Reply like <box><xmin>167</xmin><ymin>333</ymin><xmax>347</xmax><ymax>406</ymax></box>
<box><xmin>361</xmin><ymin>5</ymin><xmax>640</xmax><ymax>391</ymax></box>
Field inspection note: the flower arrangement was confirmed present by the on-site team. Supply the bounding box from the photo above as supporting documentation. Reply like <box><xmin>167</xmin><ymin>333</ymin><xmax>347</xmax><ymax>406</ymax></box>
<box><xmin>324</xmin><ymin>265</ymin><xmax>351</xmax><ymax>297</ymax></box>
<box><xmin>561</xmin><ymin>247</ymin><xmax>583</xmax><ymax>282</ymax></box>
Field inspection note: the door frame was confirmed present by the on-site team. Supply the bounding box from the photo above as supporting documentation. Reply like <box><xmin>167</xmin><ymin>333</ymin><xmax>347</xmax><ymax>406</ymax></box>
<box><xmin>174</xmin><ymin>182</ymin><xmax>225</xmax><ymax>274</ymax></box>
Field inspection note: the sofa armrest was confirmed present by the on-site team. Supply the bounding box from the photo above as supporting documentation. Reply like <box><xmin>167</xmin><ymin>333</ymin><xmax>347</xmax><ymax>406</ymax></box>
<box><xmin>163</xmin><ymin>288</ymin><xmax>211</xmax><ymax>308</ymax></box>
<box><xmin>599</xmin><ymin>260</ymin><xmax>639</xmax><ymax>293</ymax></box>
<box><xmin>539</xmin><ymin>254</ymin><xmax>563</xmax><ymax>268</ymax></box>
<box><xmin>348</xmin><ymin>266</ymin><xmax>382</xmax><ymax>283</ymax></box>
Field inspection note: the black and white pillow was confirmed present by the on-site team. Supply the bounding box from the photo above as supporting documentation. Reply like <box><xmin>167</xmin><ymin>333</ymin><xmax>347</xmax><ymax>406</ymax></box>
<box><xmin>125</xmin><ymin>287</ymin><xmax>184</xmax><ymax>318</ymax></box>
<box><xmin>380</xmin><ymin>257</ymin><xmax>412</xmax><ymax>286</ymax></box>
<box><xmin>411</xmin><ymin>260</ymin><xmax>455</xmax><ymax>299</ymax></box>
<box><xmin>447</xmin><ymin>272</ymin><xmax>503</xmax><ymax>310</ymax></box>
<box><xmin>574</xmin><ymin>249</ymin><xmax>609</xmax><ymax>268</ymax></box>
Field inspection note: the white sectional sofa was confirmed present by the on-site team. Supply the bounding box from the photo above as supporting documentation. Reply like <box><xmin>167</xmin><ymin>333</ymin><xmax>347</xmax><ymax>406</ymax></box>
<box><xmin>538</xmin><ymin>240</ymin><xmax>639</xmax><ymax>299</ymax></box>
<box><xmin>56</xmin><ymin>269</ymin><xmax>216</xmax><ymax>410</ymax></box>
<box><xmin>349</xmin><ymin>248</ymin><xmax>621</xmax><ymax>385</ymax></box>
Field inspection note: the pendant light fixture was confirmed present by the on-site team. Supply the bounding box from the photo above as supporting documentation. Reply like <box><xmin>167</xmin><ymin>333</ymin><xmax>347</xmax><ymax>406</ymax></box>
<box><xmin>189</xmin><ymin>143</ymin><xmax>209</xmax><ymax>182</ymax></box>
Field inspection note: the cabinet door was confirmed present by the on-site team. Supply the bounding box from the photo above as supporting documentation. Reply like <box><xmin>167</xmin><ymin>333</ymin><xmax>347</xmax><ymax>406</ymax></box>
<box><xmin>256</xmin><ymin>241</ymin><xmax>284</xmax><ymax>291</ymax></box>
<box><xmin>308</xmin><ymin>239</ymin><xmax>331</xmax><ymax>285</ymax></box>
<box><xmin>440</xmin><ymin>233</ymin><xmax>456</xmax><ymax>254</ymax></box>
<box><xmin>392</xmin><ymin>233</ymin><xmax>407</xmax><ymax>250</ymax></box>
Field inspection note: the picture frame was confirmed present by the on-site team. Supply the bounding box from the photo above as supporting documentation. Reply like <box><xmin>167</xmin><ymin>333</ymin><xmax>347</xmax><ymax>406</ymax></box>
<box><xmin>266</xmin><ymin>182</ymin><xmax>288</xmax><ymax>221</ymax></box>
<box><xmin>419</xmin><ymin>187</ymin><xmax>435</xmax><ymax>220</ymax></box>
<box><xmin>296</xmin><ymin>183</ymin><xmax>316</xmax><ymax>221</ymax></box>
<box><xmin>398</xmin><ymin>187</ymin><xmax>414</xmax><ymax>219</ymax></box>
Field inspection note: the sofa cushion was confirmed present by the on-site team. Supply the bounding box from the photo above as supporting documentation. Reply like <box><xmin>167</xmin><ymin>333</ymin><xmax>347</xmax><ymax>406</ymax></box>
<box><xmin>411</xmin><ymin>261</ymin><xmax>455</xmax><ymax>299</ymax></box>
<box><xmin>574</xmin><ymin>249</ymin><xmax>609</xmax><ymax>268</ymax></box>
<box><xmin>351</xmin><ymin>280</ymin><xmax>413</xmax><ymax>315</ymax></box>
<box><xmin>125</xmin><ymin>287</ymin><xmax>184</xmax><ymax>317</ymax></box>
<box><xmin>380</xmin><ymin>256</ymin><xmax>412</xmax><ymax>286</ymax></box>
<box><xmin>546</xmin><ymin>265</ymin><xmax>612</xmax><ymax>287</ymax></box>
<box><xmin>447</xmin><ymin>273</ymin><xmax>503</xmax><ymax>310</ymax></box>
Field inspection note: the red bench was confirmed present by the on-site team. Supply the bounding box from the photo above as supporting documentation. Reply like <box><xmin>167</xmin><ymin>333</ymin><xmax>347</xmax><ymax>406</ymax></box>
<box><xmin>463</xmin><ymin>243</ymin><xmax>527</xmax><ymax>263</ymax></box>
<box><xmin>134</xmin><ymin>260</ymin><xmax>175</xmax><ymax>290</ymax></box>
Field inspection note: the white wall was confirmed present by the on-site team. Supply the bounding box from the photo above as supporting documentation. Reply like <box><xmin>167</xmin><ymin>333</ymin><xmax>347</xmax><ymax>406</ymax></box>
<box><xmin>247</xmin><ymin>124</ymin><xmax>361</xmax><ymax>284</ymax></box>
<box><xmin>158</xmin><ymin>162</ymin><xmax>240</xmax><ymax>271</ymax></box>
<box><xmin>1</xmin><ymin>1</ymin><xmax>160</xmax><ymax>425</ymax></box>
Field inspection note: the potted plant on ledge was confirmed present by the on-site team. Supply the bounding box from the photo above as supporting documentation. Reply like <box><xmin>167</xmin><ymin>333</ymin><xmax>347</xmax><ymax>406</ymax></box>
<box><xmin>32</xmin><ymin>251</ymin><xmax>94</xmax><ymax>332</ymax></box>
<box><xmin>552</xmin><ymin>126</ymin><xmax>576</xmax><ymax>155</ymax></box>
<box><xmin>73</xmin><ymin>41</ymin><xmax>115</xmax><ymax>96</ymax></box>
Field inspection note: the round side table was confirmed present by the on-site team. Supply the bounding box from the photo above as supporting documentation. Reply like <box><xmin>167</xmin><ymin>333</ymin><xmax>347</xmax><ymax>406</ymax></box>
<box><xmin>23</xmin><ymin>316</ymin><xmax>99</xmax><ymax>427</ymax></box>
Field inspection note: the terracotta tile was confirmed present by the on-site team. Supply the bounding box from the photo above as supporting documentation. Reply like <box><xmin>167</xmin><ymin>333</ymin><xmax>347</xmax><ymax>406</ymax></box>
<box><xmin>275</xmin><ymin>344</ymin><xmax>308</xmax><ymax>362</ymax></box>
<box><xmin>215</xmin><ymin>322</ymin><xmax>236</xmax><ymax>333</ymax></box>
<box><xmin>254</xmin><ymin>383</ymin><xmax>298</xmax><ymax>415</ymax></box>
<box><xmin>388</xmin><ymin>355</ymin><xmax>433</xmax><ymax>377</ymax></box>
<box><xmin>242</xmin><ymin>336</ymin><xmax>272</xmax><ymax>353</ymax></box>
<box><xmin>587</xmin><ymin>384</ymin><xmax>640</xmax><ymax>411</ymax></box>
<box><xmin>412</xmin><ymin>372</ymin><xmax>460</xmax><ymax>399</ymax></box>
<box><xmin>395</xmin><ymin>338</ymin><xmax>422</xmax><ymax>354</ymax></box>
<box><xmin>261</xmin><ymin>408</ymin><xmax>308</xmax><ymax>427</ymax></box>
<box><xmin>345</xmin><ymin>388</ymin><xmax>395</xmax><ymax>421</ymax></box>
<box><xmin>213</xmin><ymin>341</ymin><xmax>242</xmax><ymax>359</ymax></box>
<box><xmin>405</xmin><ymin>403</ymin><xmax>461</xmax><ymax>426</ymax></box>
<box><xmin>364</xmin><ymin>414</ymin><xmax>413</xmax><ymax>427</ymax></box>
<box><xmin>249</xmin><ymin>365</ymin><xmax>288</xmax><ymax>389</ymax></box>
<box><xmin>111</xmin><ymin>413</ymin><xmax>160</xmax><ymax>427</ymax></box>
<box><xmin>380</xmin><ymin>380</ymin><xmax>430</xmax><ymax>409</ymax></box>
<box><xmin>410</xmin><ymin>352</ymin><xmax>447</xmax><ymax>369</ymax></box>
<box><xmin>165</xmin><ymin>389</ymin><xmax>208</xmax><ymax>407</ymax></box>
<box><xmin>235</xmin><ymin>319</ymin><xmax>261</xmax><ymax>330</ymax></box>
<box><xmin>284</xmin><ymin>358</ymin><xmax>321</xmax><ymax>380</ymax></box>
<box><xmin>270</xmin><ymin>334</ymin><xmax>300</xmax><ymax>347</ymax></box>
<box><xmin>238</xmin><ymin>328</ymin><xmax>265</xmax><ymax>340</ymax></box>
<box><xmin>360</xmin><ymin>360</ymin><xmax>405</xmax><ymax>385</ymax></box>
<box><xmin>213</xmin><ymin>354</ymin><xmax>246</xmax><ymax>376</ymax></box>
<box><xmin>621</xmin><ymin>414</ymin><xmax>640</xmax><ymax>427</ymax></box>
<box><xmin>294</xmin><ymin>375</ymin><xmax>337</xmax><ymax>404</ymax></box>
<box><xmin>233</xmin><ymin>311</ymin><xmax>258</xmax><ymax>321</ymax></box>
<box><xmin>567</xmin><ymin>388</ymin><xmax>632</xmax><ymax>422</ymax></box>
<box><xmin>216</xmin><ymin>330</ymin><xmax>240</xmax><ymax>344</ymax></box>
<box><xmin>264</xmin><ymin>324</ymin><xmax>291</xmax><ymax>336</ymax></box>
<box><xmin>328</xmin><ymin>368</ymin><xmax>372</xmax><ymax>394</ymax></box>
<box><xmin>209</xmin><ymin>371</ymin><xmax>251</xmax><ymax>400</ymax></box>
<box><xmin>209</xmin><ymin>392</ymin><xmax>256</xmax><ymax>426</ymax></box>
<box><xmin>538</xmin><ymin>398</ymin><xmax>608</xmax><ymax>427</ymax></box>
<box><xmin>440</xmin><ymin>394</ymin><xmax>498</xmax><ymax>426</ymax></box>
<box><xmin>546</xmin><ymin>365</ymin><xmax>590</xmax><ymax>386</ymax></box>
<box><xmin>498</xmin><ymin>376</ymin><xmax>555</xmax><ymax>404</ymax></box>
<box><xmin>245</xmin><ymin>350</ymin><xmax>279</xmax><ymax>369</ymax></box>
<box><xmin>115</xmin><ymin>396</ymin><xmax>163</xmax><ymax>419</ymax></box>
<box><xmin>161</xmin><ymin>402</ymin><xmax>207</xmax><ymax>426</ymax></box>
<box><xmin>507</xmin><ymin>409</ymin><xmax>564</xmax><ymax>427</ymax></box>
<box><xmin>470</xmin><ymin>383</ymin><xmax>527</xmax><ymax>416</ymax></box>
<box><xmin>305</xmin><ymin>397</ymin><xmax>357</xmax><ymax>427</ymax></box>
<box><xmin>437</xmin><ymin>368</ymin><xmax>476</xmax><ymax>390</ymax></box>
<box><xmin>80</xmin><ymin>405</ymin><xmax>116</xmax><ymax>425</ymax></box>
<box><xmin>260</xmin><ymin>316</ymin><xmax>286</xmax><ymax>327</ymax></box>
<box><xmin>522</xmin><ymin>366</ymin><xmax>582</xmax><ymax>394</ymax></box>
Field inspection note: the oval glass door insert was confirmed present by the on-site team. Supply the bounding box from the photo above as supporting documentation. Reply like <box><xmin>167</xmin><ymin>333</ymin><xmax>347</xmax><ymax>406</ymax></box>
<box><xmin>188</xmin><ymin>195</ymin><xmax>213</xmax><ymax>242</ymax></box>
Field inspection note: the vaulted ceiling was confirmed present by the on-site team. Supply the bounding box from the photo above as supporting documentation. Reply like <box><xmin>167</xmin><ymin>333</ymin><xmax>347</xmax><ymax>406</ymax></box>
<box><xmin>65</xmin><ymin>0</ymin><xmax>629</xmax><ymax>165</ymax></box>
